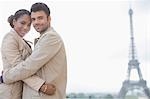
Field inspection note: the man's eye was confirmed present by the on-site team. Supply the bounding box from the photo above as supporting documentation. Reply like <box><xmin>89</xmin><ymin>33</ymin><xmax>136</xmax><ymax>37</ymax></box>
<box><xmin>21</xmin><ymin>22</ymin><xmax>25</xmax><ymax>25</ymax></box>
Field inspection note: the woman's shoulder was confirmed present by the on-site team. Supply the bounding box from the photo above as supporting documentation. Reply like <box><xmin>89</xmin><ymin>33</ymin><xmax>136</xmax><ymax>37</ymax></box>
<box><xmin>2</xmin><ymin>30</ymin><xmax>18</xmax><ymax>43</ymax></box>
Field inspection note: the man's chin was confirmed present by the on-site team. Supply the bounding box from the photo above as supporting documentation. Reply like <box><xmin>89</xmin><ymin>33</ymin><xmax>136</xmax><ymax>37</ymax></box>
<box><xmin>35</xmin><ymin>27</ymin><xmax>47</xmax><ymax>33</ymax></box>
<box><xmin>36</xmin><ymin>30</ymin><xmax>41</xmax><ymax>32</ymax></box>
<box><xmin>35</xmin><ymin>29</ymin><xmax>41</xmax><ymax>32</ymax></box>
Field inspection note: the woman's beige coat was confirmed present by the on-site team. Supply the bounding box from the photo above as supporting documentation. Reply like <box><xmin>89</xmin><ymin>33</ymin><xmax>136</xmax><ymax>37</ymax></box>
<box><xmin>0</xmin><ymin>29</ymin><xmax>45</xmax><ymax>99</ymax></box>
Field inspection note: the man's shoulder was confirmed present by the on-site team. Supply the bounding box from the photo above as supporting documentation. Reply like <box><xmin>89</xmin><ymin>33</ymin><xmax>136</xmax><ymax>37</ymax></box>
<box><xmin>39</xmin><ymin>27</ymin><xmax>63</xmax><ymax>43</ymax></box>
<box><xmin>44</xmin><ymin>28</ymin><xmax>60</xmax><ymax>39</ymax></box>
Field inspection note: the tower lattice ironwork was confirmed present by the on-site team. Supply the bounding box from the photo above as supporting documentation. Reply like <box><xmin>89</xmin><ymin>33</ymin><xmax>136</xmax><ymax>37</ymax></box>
<box><xmin>118</xmin><ymin>8</ymin><xmax>150</xmax><ymax>99</ymax></box>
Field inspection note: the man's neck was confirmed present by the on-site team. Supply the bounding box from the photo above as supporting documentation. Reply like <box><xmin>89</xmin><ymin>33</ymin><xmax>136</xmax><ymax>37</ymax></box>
<box><xmin>40</xmin><ymin>27</ymin><xmax>50</xmax><ymax>35</ymax></box>
<box><xmin>40</xmin><ymin>24</ymin><xmax>51</xmax><ymax>35</ymax></box>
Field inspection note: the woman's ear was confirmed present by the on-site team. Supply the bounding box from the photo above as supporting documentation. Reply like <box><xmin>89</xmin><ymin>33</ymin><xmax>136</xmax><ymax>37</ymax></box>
<box><xmin>12</xmin><ymin>19</ymin><xmax>16</xmax><ymax>27</ymax></box>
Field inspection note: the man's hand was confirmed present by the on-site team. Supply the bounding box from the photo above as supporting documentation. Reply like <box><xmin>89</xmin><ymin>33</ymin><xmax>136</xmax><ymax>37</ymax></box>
<box><xmin>40</xmin><ymin>83</ymin><xmax>56</xmax><ymax>95</ymax></box>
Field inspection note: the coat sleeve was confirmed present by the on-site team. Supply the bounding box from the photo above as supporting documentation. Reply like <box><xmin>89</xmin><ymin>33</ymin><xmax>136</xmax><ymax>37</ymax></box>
<box><xmin>3</xmin><ymin>33</ymin><xmax>62</xmax><ymax>84</ymax></box>
<box><xmin>1</xmin><ymin>34</ymin><xmax>45</xmax><ymax>91</ymax></box>
<box><xmin>23</xmin><ymin>76</ymin><xmax>45</xmax><ymax>91</ymax></box>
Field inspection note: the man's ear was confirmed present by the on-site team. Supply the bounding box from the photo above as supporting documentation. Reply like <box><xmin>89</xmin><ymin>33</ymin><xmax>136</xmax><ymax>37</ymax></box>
<box><xmin>48</xmin><ymin>16</ymin><xmax>51</xmax><ymax>22</ymax></box>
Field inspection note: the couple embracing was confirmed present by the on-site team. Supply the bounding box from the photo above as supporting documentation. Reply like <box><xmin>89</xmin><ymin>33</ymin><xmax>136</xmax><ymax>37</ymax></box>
<box><xmin>0</xmin><ymin>2</ymin><xmax>67</xmax><ymax>99</ymax></box>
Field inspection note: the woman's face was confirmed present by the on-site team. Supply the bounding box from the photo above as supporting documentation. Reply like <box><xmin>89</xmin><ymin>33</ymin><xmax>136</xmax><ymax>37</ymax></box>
<box><xmin>13</xmin><ymin>15</ymin><xmax>31</xmax><ymax>37</ymax></box>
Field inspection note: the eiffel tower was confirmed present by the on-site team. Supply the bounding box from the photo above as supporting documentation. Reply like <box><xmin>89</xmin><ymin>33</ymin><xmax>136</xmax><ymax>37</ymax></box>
<box><xmin>118</xmin><ymin>8</ymin><xmax>150</xmax><ymax>99</ymax></box>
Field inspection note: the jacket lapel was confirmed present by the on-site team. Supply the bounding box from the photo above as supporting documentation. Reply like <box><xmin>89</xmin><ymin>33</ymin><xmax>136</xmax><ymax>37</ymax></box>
<box><xmin>11</xmin><ymin>29</ymin><xmax>32</xmax><ymax>55</ymax></box>
<box><xmin>22</xmin><ymin>39</ymin><xmax>32</xmax><ymax>54</ymax></box>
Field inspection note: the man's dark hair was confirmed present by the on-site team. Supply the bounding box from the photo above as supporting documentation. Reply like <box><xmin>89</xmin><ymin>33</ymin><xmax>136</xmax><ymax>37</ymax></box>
<box><xmin>31</xmin><ymin>2</ymin><xmax>50</xmax><ymax>16</ymax></box>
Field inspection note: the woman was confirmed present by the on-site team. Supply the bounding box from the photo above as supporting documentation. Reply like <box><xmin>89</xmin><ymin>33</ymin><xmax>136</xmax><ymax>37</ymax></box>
<box><xmin>0</xmin><ymin>9</ymin><xmax>55</xmax><ymax>99</ymax></box>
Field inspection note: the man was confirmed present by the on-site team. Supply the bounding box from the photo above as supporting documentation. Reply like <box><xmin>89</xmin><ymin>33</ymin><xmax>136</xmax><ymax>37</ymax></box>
<box><xmin>2</xmin><ymin>2</ymin><xmax>67</xmax><ymax>99</ymax></box>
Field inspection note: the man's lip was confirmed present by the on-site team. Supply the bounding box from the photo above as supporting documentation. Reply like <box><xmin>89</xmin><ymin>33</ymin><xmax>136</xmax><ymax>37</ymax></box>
<box><xmin>21</xmin><ymin>33</ymin><xmax>26</xmax><ymax>35</ymax></box>
<box><xmin>34</xmin><ymin>25</ymin><xmax>40</xmax><ymax>27</ymax></box>
<box><xmin>35</xmin><ymin>26</ymin><xmax>40</xmax><ymax>28</ymax></box>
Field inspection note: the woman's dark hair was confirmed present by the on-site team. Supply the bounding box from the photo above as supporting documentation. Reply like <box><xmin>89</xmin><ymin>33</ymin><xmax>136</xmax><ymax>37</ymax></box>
<box><xmin>8</xmin><ymin>9</ymin><xmax>30</xmax><ymax>28</ymax></box>
<box><xmin>31</xmin><ymin>2</ymin><xmax>50</xmax><ymax>16</ymax></box>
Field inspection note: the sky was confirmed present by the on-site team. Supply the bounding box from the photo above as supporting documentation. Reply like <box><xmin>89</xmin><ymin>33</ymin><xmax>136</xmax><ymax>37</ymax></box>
<box><xmin>0</xmin><ymin>0</ymin><xmax>150</xmax><ymax>94</ymax></box>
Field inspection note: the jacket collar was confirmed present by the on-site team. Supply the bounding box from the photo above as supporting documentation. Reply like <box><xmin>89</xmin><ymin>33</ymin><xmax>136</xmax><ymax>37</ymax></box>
<box><xmin>10</xmin><ymin>29</ymin><xmax>22</xmax><ymax>39</ymax></box>
<box><xmin>11</xmin><ymin>29</ymin><xmax>32</xmax><ymax>53</ymax></box>
<box><xmin>39</xmin><ymin>27</ymin><xmax>54</xmax><ymax>37</ymax></box>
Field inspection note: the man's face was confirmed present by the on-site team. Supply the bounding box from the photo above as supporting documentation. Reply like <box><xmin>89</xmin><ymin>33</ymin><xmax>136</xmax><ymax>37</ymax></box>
<box><xmin>31</xmin><ymin>11</ymin><xmax>50</xmax><ymax>33</ymax></box>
